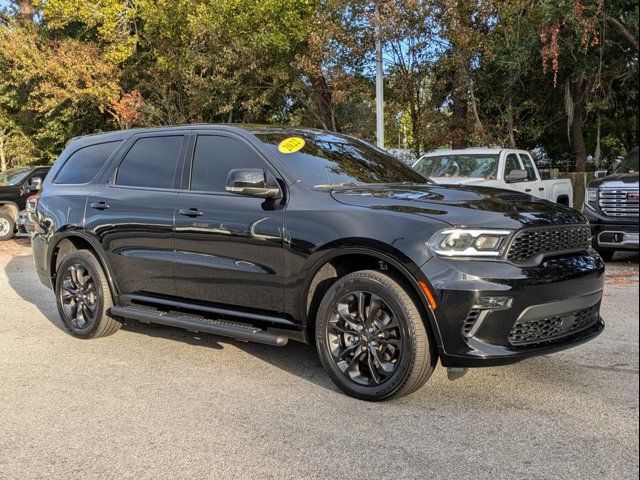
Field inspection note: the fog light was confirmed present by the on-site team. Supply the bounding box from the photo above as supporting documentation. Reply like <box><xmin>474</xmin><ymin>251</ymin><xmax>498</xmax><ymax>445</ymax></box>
<box><xmin>473</xmin><ymin>296</ymin><xmax>512</xmax><ymax>310</ymax></box>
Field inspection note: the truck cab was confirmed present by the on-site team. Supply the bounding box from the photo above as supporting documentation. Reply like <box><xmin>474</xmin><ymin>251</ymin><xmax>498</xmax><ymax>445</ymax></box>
<box><xmin>413</xmin><ymin>148</ymin><xmax>573</xmax><ymax>207</ymax></box>
<box><xmin>583</xmin><ymin>147</ymin><xmax>639</xmax><ymax>260</ymax></box>
<box><xmin>0</xmin><ymin>166</ymin><xmax>50</xmax><ymax>241</ymax></box>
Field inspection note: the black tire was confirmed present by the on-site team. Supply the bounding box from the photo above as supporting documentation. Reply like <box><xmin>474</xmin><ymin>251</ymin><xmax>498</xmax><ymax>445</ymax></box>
<box><xmin>55</xmin><ymin>249</ymin><xmax>121</xmax><ymax>339</ymax></box>
<box><xmin>596</xmin><ymin>249</ymin><xmax>615</xmax><ymax>262</ymax></box>
<box><xmin>315</xmin><ymin>270</ymin><xmax>436</xmax><ymax>401</ymax></box>
<box><xmin>0</xmin><ymin>212</ymin><xmax>16</xmax><ymax>241</ymax></box>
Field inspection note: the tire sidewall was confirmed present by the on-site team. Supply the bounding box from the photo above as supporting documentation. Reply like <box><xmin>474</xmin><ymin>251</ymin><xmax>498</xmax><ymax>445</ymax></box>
<box><xmin>55</xmin><ymin>252</ymin><xmax>107</xmax><ymax>339</ymax></box>
<box><xmin>315</xmin><ymin>275</ymin><xmax>419</xmax><ymax>401</ymax></box>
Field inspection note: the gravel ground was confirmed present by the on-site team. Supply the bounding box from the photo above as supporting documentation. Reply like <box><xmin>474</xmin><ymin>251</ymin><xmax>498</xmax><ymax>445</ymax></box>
<box><xmin>0</xmin><ymin>239</ymin><xmax>638</xmax><ymax>480</ymax></box>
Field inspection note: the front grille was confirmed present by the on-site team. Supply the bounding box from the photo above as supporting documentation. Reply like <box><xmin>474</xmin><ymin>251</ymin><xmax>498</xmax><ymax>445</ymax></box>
<box><xmin>508</xmin><ymin>304</ymin><xmax>600</xmax><ymax>346</ymax></box>
<box><xmin>599</xmin><ymin>188</ymin><xmax>639</xmax><ymax>217</ymax></box>
<box><xmin>506</xmin><ymin>225</ymin><xmax>591</xmax><ymax>262</ymax></box>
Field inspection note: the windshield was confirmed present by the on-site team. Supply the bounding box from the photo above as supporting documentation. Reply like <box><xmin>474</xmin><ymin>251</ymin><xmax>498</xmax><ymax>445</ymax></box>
<box><xmin>255</xmin><ymin>131</ymin><xmax>427</xmax><ymax>187</ymax></box>
<box><xmin>413</xmin><ymin>154</ymin><xmax>500</xmax><ymax>179</ymax></box>
<box><xmin>0</xmin><ymin>168</ymin><xmax>30</xmax><ymax>186</ymax></box>
<box><xmin>615</xmin><ymin>148</ymin><xmax>639</xmax><ymax>174</ymax></box>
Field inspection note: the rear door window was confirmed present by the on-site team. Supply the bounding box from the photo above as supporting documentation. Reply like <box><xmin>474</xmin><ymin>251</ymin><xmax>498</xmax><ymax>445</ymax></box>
<box><xmin>116</xmin><ymin>136</ymin><xmax>184</xmax><ymax>189</ymax></box>
<box><xmin>54</xmin><ymin>141</ymin><xmax>121</xmax><ymax>184</ymax></box>
<box><xmin>189</xmin><ymin>135</ymin><xmax>267</xmax><ymax>193</ymax></box>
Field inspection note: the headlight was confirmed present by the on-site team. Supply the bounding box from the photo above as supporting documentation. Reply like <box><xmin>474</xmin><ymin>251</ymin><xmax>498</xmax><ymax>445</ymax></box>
<box><xmin>587</xmin><ymin>188</ymin><xmax>598</xmax><ymax>203</ymax></box>
<box><xmin>427</xmin><ymin>228</ymin><xmax>513</xmax><ymax>257</ymax></box>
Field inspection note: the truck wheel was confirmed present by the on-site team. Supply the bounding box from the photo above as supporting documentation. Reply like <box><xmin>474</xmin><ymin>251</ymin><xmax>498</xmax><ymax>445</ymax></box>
<box><xmin>55</xmin><ymin>249</ymin><xmax>121</xmax><ymax>339</ymax></box>
<box><xmin>315</xmin><ymin>270</ymin><xmax>436</xmax><ymax>401</ymax></box>
<box><xmin>596</xmin><ymin>249</ymin><xmax>615</xmax><ymax>262</ymax></box>
<box><xmin>0</xmin><ymin>212</ymin><xmax>16</xmax><ymax>241</ymax></box>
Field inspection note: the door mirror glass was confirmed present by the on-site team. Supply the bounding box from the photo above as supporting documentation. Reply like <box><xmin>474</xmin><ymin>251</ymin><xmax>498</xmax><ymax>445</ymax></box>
<box><xmin>28</xmin><ymin>177</ymin><xmax>43</xmax><ymax>191</ymax></box>
<box><xmin>225</xmin><ymin>169</ymin><xmax>282</xmax><ymax>199</ymax></box>
<box><xmin>594</xmin><ymin>170</ymin><xmax>608</xmax><ymax>179</ymax></box>
<box><xmin>505</xmin><ymin>169</ymin><xmax>528</xmax><ymax>183</ymax></box>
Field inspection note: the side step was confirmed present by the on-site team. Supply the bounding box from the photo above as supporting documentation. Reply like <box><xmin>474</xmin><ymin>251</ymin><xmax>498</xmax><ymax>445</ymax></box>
<box><xmin>110</xmin><ymin>306</ymin><xmax>288</xmax><ymax>347</ymax></box>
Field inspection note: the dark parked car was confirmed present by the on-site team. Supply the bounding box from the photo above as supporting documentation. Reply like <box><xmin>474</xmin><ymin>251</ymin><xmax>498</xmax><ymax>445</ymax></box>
<box><xmin>0</xmin><ymin>166</ymin><xmax>50</xmax><ymax>241</ymax></box>
<box><xmin>32</xmin><ymin>126</ymin><xmax>605</xmax><ymax>400</ymax></box>
<box><xmin>583</xmin><ymin>147</ymin><xmax>639</xmax><ymax>261</ymax></box>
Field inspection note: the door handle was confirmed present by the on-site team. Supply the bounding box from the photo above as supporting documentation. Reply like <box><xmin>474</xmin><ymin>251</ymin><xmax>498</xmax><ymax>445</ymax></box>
<box><xmin>525</xmin><ymin>188</ymin><xmax>532</xmax><ymax>192</ymax></box>
<box><xmin>90</xmin><ymin>201</ymin><xmax>110</xmax><ymax>210</ymax></box>
<box><xmin>539</xmin><ymin>187</ymin><xmax>545</xmax><ymax>191</ymax></box>
<box><xmin>179</xmin><ymin>208</ymin><xmax>204</xmax><ymax>217</ymax></box>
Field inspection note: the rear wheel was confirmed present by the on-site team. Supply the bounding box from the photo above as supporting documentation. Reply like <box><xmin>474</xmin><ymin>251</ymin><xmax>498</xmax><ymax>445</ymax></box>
<box><xmin>315</xmin><ymin>270</ymin><xmax>436</xmax><ymax>401</ymax></box>
<box><xmin>0</xmin><ymin>212</ymin><xmax>15</xmax><ymax>241</ymax></box>
<box><xmin>55</xmin><ymin>249</ymin><xmax>121</xmax><ymax>339</ymax></box>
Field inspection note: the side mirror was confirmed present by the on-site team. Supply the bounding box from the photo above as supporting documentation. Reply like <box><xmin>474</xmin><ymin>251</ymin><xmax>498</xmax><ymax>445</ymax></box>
<box><xmin>226</xmin><ymin>169</ymin><xmax>282</xmax><ymax>199</ymax></box>
<box><xmin>28</xmin><ymin>177</ymin><xmax>43</xmax><ymax>191</ymax></box>
<box><xmin>505</xmin><ymin>169</ymin><xmax>528</xmax><ymax>183</ymax></box>
<box><xmin>594</xmin><ymin>170</ymin><xmax>608</xmax><ymax>179</ymax></box>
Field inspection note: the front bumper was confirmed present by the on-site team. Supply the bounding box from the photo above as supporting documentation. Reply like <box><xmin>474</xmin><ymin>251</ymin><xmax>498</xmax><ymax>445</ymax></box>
<box><xmin>422</xmin><ymin>252</ymin><xmax>605</xmax><ymax>368</ymax></box>
<box><xmin>582</xmin><ymin>205</ymin><xmax>639</xmax><ymax>251</ymax></box>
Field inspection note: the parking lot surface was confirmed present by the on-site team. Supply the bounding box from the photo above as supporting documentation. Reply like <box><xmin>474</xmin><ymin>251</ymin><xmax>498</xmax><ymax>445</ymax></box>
<box><xmin>1</xmin><ymin>238</ymin><xmax>638</xmax><ymax>480</ymax></box>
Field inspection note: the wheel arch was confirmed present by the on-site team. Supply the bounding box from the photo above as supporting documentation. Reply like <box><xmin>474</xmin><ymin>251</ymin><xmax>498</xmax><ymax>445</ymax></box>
<box><xmin>0</xmin><ymin>201</ymin><xmax>20</xmax><ymax>220</ymax></box>
<box><xmin>299</xmin><ymin>242</ymin><xmax>442</xmax><ymax>349</ymax></box>
<box><xmin>49</xmin><ymin>231</ymin><xmax>120</xmax><ymax>301</ymax></box>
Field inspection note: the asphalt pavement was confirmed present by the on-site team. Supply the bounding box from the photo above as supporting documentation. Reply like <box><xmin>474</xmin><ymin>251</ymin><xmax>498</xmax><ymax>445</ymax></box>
<box><xmin>0</xmin><ymin>240</ymin><xmax>638</xmax><ymax>480</ymax></box>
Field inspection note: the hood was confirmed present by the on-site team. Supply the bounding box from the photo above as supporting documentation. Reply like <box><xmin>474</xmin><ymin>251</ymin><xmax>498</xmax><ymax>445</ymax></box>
<box><xmin>330</xmin><ymin>184</ymin><xmax>586</xmax><ymax>230</ymax></box>
<box><xmin>588</xmin><ymin>172</ymin><xmax>639</xmax><ymax>188</ymax></box>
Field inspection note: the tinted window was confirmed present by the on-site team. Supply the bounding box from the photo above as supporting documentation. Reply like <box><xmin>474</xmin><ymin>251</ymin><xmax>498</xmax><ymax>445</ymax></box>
<box><xmin>519</xmin><ymin>154</ymin><xmax>537</xmax><ymax>181</ymax></box>
<box><xmin>54</xmin><ymin>142</ymin><xmax>120</xmax><ymax>184</ymax></box>
<box><xmin>255</xmin><ymin>131</ymin><xmax>426</xmax><ymax>186</ymax></box>
<box><xmin>190</xmin><ymin>136</ymin><xmax>266</xmax><ymax>192</ymax></box>
<box><xmin>116</xmin><ymin>136</ymin><xmax>183</xmax><ymax>189</ymax></box>
<box><xmin>414</xmin><ymin>154</ymin><xmax>499</xmax><ymax>179</ymax></box>
<box><xmin>505</xmin><ymin>154</ymin><xmax>521</xmax><ymax>176</ymax></box>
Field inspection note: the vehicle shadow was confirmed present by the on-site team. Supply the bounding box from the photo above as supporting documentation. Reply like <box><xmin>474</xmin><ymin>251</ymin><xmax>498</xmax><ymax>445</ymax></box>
<box><xmin>4</xmin><ymin>253</ymin><xmax>335</xmax><ymax>393</ymax></box>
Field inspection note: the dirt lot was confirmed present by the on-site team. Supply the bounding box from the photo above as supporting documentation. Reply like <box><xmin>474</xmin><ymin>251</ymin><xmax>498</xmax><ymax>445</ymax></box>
<box><xmin>0</xmin><ymin>237</ymin><xmax>638</xmax><ymax>480</ymax></box>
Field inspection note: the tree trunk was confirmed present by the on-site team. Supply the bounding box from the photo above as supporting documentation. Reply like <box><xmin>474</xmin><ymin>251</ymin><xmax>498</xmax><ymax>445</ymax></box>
<box><xmin>18</xmin><ymin>0</ymin><xmax>35</xmax><ymax>23</ymax></box>
<box><xmin>0</xmin><ymin>133</ymin><xmax>6</xmax><ymax>172</ymax></box>
<box><xmin>507</xmin><ymin>98</ymin><xmax>517</xmax><ymax>148</ymax></box>
<box><xmin>570</xmin><ymin>81</ymin><xmax>587</xmax><ymax>172</ymax></box>
<box><xmin>309</xmin><ymin>70</ymin><xmax>337</xmax><ymax>132</ymax></box>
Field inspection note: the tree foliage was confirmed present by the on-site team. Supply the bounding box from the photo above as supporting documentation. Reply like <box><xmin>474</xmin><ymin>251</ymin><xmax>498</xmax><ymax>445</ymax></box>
<box><xmin>0</xmin><ymin>0</ymin><xmax>637</xmax><ymax>171</ymax></box>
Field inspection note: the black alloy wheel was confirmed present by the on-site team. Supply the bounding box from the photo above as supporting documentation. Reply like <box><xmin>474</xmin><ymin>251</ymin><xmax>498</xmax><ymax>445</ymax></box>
<box><xmin>327</xmin><ymin>291</ymin><xmax>402</xmax><ymax>386</ymax></box>
<box><xmin>55</xmin><ymin>249</ymin><xmax>121</xmax><ymax>339</ymax></box>
<box><xmin>59</xmin><ymin>263</ymin><xmax>98</xmax><ymax>330</ymax></box>
<box><xmin>316</xmin><ymin>270</ymin><xmax>436</xmax><ymax>401</ymax></box>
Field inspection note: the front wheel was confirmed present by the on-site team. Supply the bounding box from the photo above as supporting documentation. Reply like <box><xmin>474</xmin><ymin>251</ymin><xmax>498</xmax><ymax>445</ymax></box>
<box><xmin>0</xmin><ymin>212</ymin><xmax>16</xmax><ymax>241</ymax></box>
<box><xmin>315</xmin><ymin>270</ymin><xmax>436</xmax><ymax>401</ymax></box>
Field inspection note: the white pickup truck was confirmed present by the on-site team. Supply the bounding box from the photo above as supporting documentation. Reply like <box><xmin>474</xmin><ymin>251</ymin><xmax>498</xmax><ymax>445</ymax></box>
<box><xmin>413</xmin><ymin>148</ymin><xmax>573</xmax><ymax>207</ymax></box>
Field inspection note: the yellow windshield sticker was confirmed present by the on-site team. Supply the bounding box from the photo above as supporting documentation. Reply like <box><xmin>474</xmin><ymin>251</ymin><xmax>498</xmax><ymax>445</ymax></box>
<box><xmin>278</xmin><ymin>137</ymin><xmax>305</xmax><ymax>154</ymax></box>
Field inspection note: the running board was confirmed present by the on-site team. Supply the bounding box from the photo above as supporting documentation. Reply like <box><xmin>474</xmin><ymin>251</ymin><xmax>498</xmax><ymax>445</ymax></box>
<box><xmin>109</xmin><ymin>306</ymin><xmax>288</xmax><ymax>347</ymax></box>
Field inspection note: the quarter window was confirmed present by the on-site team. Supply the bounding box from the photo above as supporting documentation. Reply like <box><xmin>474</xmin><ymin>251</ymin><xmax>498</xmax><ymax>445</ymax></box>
<box><xmin>190</xmin><ymin>135</ymin><xmax>266</xmax><ymax>193</ymax></box>
<box><xmin>54</xmin><ymin>141</ymin><xmax>121</xmax><ymax>184</ymax></box>
<box><xmin>116</xmin><ymin>136</ymin><xmax>183</xmax><ymax>189</ymax></box>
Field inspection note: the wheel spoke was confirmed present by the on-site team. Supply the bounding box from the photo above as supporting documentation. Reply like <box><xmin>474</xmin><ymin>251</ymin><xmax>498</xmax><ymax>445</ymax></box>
<box><xmin>367</xmin><ymin>295</ymin><xmax>383</xmax><ymax>326</ymax></box>
<box><xmin>335</xmin><ymin>343</ymin><xmax>359</xmax><ymax>361</ymax></box>
<box><xmin>69</xmin><ymin>265</ymin><xmax>80</xmax><ymax>288</ymax></box>
<box><xmin>337</xmin><ymin>301</ymin><xmax>360</xmax><ymax>330</ymax></box>
<box><xmin>371</xmin><ymin>347</ymin><xmax>395</xmax><ymax>374</ymax></box>
<box><xmin>357</xmin><ymin>291</ymin><xmax>367</xmax><ymax>323</ymax></box>
<box><xmin>366</xmin><ymin>350</ymin><xmax>381</xmax><ymax>384</ymax></box>
<box><xmin>381</xmin><ymin>338</ymin><xmax>401</xmax><ymax>347</ymax></box>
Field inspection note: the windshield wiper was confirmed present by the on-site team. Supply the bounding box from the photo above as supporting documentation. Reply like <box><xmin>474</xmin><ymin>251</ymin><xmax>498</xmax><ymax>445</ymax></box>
<box><xmin>313</xmin><ymin>182</ymin><xmax>361</xmax><ymax>189</ymax></box>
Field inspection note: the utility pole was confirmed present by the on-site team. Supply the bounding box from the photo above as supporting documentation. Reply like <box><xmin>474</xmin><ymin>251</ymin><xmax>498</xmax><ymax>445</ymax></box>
<box><xmin>375</xmin><ymin>2</ymin><xmax>384</xmax><ymax>149</ymax></box>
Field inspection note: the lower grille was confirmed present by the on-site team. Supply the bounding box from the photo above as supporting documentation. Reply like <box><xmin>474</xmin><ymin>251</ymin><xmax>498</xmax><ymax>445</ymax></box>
<box><xmin>508</xmin><ymin>304</ymin><xmax>600</xmax><ymax>346</ymax></box>
<box><xmin>599</xmin><ymin>188</ymin><xmax>639</xmax><ymax>217</ymax></box>
<box><xmin>462</xmin><ymin>309</ymin><xmax>481</xmax><ymax>337</ymax></box>
<box><xmin>506</xmin><ymin>225</ymin><xmax>592</xmax><ymax>262</ymax></box>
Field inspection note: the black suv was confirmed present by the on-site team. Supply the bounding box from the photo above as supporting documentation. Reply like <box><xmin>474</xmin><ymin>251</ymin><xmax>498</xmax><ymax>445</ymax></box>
<box><xmin>32</xmin><ymin>126</ymin><xmax>605</xmax><ymax>400</ymax></box>
<box><xmin>0</xmin><ymin>166</ymin><xmax>50</xmax><ymax>240</ymax></box>
<box><xmin>583</xmin><ymin>147</ymin><xmax>639</xmax><ymax>260</ymax></box>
